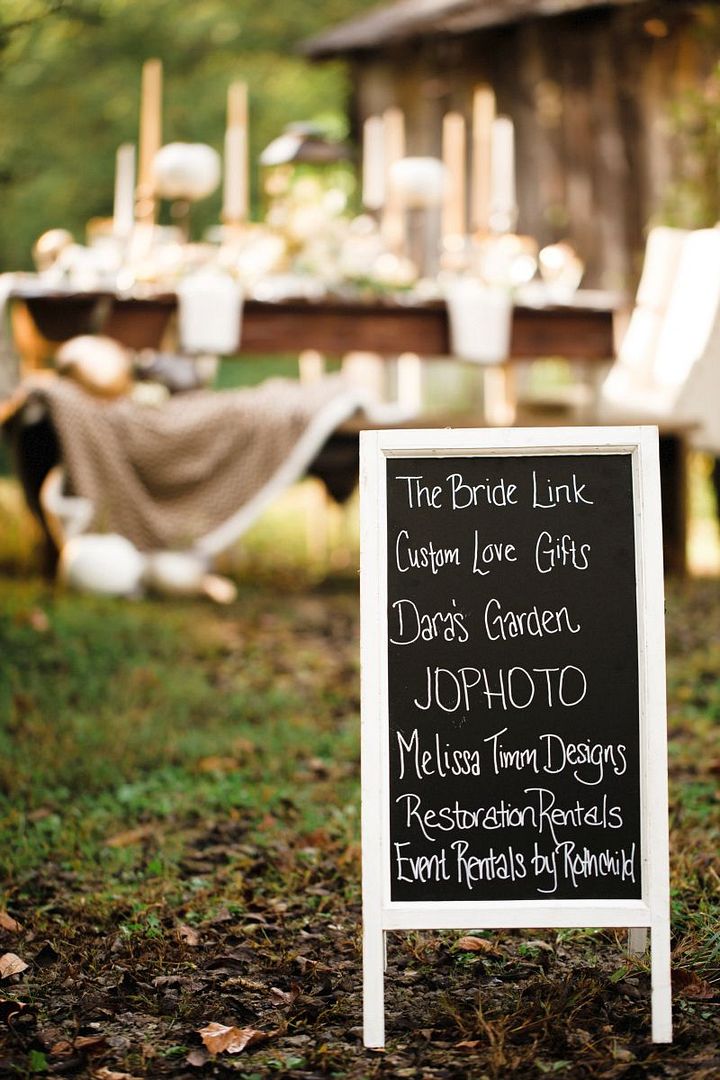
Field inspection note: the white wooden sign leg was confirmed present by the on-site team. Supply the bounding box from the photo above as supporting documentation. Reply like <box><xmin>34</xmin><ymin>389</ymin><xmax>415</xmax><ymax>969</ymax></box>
<box><xmin>651</xmin><ymin>915</ymin><xmax>673</xmax><ymax>1043</ymax></box>
<box><xmin>363</xmin><ymin>919</ymin><xmax>385</xmax><ymax>1047</ymax></box>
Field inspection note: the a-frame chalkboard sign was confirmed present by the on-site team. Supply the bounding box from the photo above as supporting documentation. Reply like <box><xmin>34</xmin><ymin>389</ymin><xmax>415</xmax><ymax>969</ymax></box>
<box><xmin>359</xmin><ymin>427</ymin><xmax>671</xmax><ymax>1047</ymax></box>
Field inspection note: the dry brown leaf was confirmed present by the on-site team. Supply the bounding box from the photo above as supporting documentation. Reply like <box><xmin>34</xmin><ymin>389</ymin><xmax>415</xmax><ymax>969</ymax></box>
<box><xmin>29</xmin><ymin>609</ymin><xmax>50</xmax><ymax>633</ymax></box>
<box><xmin>269</xmin><ymin>985</ymin><xmax>299</xmax><ymax>1005</ymax></box>
<box><xmin>198</xmin><ymin>1022</ymin><xmax>272</xmax><ymax>1055</ymax></box>
<box><xmin>177</xmin><ymin>924</ymin><xmax>200</xmax><ymax>946</ymax></box>
<box><xmin>74</xmin><ymin>1035</ymin><xmax>107</xmax><ymax>1052</ymax></box>
<box><xmin>457</xmin><ymin>1039</ymin><xmax>481</xmax><ymax>1049</ymax></box>
<box><xmin>105</xmin><ymin>825</ymin><xmax>155</xmax><ymax>848</ymax></box>
<box><xmin>524</xmin><ymin>939</ymin><xmax>554</xmax><ymax>952</ymax></box>
<box><xmin>0</xmin><ymin>953</ymin><xmax>28</xmax><ymax>978</ymax></box>
<box><xmin>50</xmin><ymin>1041</ymin><xmax>74</xmax><ymax>1057</ymax></box>
<box><xmin>0</xmin><ymin>1000</ymin><xmax>28</xmax><ymax>1024</ymax></box>
<box><xmin>185</xmin><ymin>1048</ymin><xmax>208</xmax><ymax>1067</ymax></box>
<box><xmin>673</xmin><ymin>969</ymin><xmax>718</xmax><ymax>1000</ymax></box>
<box><xmin>0</xmin><ymin>912</ymin><xmax>22</xmax><ymax>933</ymax></box>
<box><xmin>92</xmin><ymin>1068</ymin><xmax>142</xmax><ymax>1080</ymax></box>
<box><xmin>454</xmin><ymin>935</ymin><xmax>497</xmax><ymax>953</ymax></box>
<box><xmin>294</xmin><ymin>955</ymin><xmax>332</xmax><ymax>973</ymax></box>
<box><xmin>197</xmin><ymin>755</ymin><xmax>238</xmax><ymax>774</ymax></box>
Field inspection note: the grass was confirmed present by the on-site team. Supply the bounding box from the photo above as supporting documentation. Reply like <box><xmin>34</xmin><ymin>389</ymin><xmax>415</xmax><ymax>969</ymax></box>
<box><xmin>0</xmin><ymin>581</ymin><xmax>360</xmax><ymax>886</ymax></box>
<box><xmin>0</xmin><ymin>569</ymin><xmax>719</xmax><ymax>1078</ymax></box>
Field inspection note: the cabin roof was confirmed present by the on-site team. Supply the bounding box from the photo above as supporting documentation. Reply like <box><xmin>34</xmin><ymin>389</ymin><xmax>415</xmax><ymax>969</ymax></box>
<box><xmin>303</xmin><ymin>0</ymin><xmax>649</xmax><ymax>57</ymax></box>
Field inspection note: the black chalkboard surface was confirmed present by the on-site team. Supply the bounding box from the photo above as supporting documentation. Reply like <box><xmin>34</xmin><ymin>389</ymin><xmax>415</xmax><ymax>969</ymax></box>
<box><xmin>386</xmin><ymin>453</ymin><xmax>641</xmax><ymax>903</ymax></box>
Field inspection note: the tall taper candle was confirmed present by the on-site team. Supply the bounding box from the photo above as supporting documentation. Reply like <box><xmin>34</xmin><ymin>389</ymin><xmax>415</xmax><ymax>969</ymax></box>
<box><xmin>489</xmin><ymin>116</ymin><xmax>517</xmax><ymax>233</ymax></box>
<box><xmin>442</xmin><ymin>112</ymin><xmax>466</xmax><ymax>240</ymax></box>
<box><xmin>137</xmin><ymin>58</ymin><xmax>162</xmax><ymax>225</ymax></box>
<box><xmin>471</xmin><ymin>84</ymin><xmax>495</xmax><ymax>233</ymax></box>
<box><xmin>113</xmin><ymin>143</ymin><xmax>136</xmax><ymax>237</ymax></box>
<box><xmin>223</xmin><ymin>127</ymin><xmax>248</xmax><ymax>224</ymax></box>
<box><xmin>223</xmin><ymin>82</ymin><xmax>249</xmax><ymax>224</ymax></box>
<box><xmin>227</xmin><ymin>81</ymin><xmax>248</xmax><ymax>130</ymax></box>
<box><xmin>362</xmin><ymin>115</ymin><xmax>385</xmax><ymax>211</ymax></box>
<box><xmin>381</xmin><ymin>106</ymin><xmax>406</xmax><ymax>252</ymax></box>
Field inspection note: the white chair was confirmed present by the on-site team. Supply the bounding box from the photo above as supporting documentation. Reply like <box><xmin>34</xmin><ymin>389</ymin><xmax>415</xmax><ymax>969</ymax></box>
<box><xmin>599</xmin><ymin>227</ymin><xmax>720</xmax><ymax>456</ymax></box>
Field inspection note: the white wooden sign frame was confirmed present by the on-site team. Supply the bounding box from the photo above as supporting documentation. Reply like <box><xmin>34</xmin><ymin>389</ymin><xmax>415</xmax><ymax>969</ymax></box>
<box><xmin>359</xmin><ymin>426</ymin><xmax>671</xmax><ymax>1047</ymax></box>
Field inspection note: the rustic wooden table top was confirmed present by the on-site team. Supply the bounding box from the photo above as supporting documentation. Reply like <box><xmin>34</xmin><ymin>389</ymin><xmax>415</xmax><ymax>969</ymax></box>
<box><xmin>14</xmin><ymin>285</ymin><xmax>623</xmax><ymax>361</ymax></box>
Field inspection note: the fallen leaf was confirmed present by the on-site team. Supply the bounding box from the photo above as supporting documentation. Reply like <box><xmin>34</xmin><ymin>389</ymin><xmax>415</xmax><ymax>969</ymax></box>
<box><xmin>105</xmin><ymin>825</ymin><xmax>155</xmax><ymax>848</ymax></box>
<box><xmin>0</xmin><ymin>912</ymin><xmax>22</xmax><ymax>933</ymax></box>
<box><xmin>0</xmin><ymin>953</ymin><xmax>28</xmax><ymax>978</ymax></box>
<box><xmin>454</xmin><ymin>936</ymin><xmax>497</xmax><ymax>954</ymax></box>
<box><xmin>75</xmin><ymin>1035</ymin><xmax>107</xmax><ymax>1052</ymax></box>
<box><xmin>673</xmin><ymin>969</ymin><xmax>719</xmax><ymax>1000</ymax></box>
<box><xmin>92</xmin><ymin>1069</ymin><xmax>143</xmax><ymax>1080</ymax></box>
<box><xmin>457</xmin><ymin>1039</ymin><xmax>481</xmax><ymax>1049</ymax></box>
<box><xmin>207</xmin><ymin>906</ymin><xmax>234</xmax><ymax>925</ymax></box>
<box><xmin>29</xmin><ymin>609</ymin><xmax>50</xmax><ymax>633</ymax></box>
<box><xmin>0</xmin><ymin>1000</ymin><xmax>28</xmax><ymax>1024</ymax></box>
<box><xmin>153</xmin><ymin>975</ymin><xmax>200</xmax><ymax>992</ymax></box>
<box><xmin>196</xmin><ymin>755</ymin><xmax>238</xmax><ymax>774</ymax></box>
<box><xmin>177</xmin><ymin>924</ymin><xmax>200</xmax><ymax>946</ymax></box>
<box><xmin>14</xmin><ymin>608</ymin><xmax>49</xmax><ymax>632</ymax></box>
<box><xmin>34</xmin><ymin>942</ymin><xmax>59</xmax><ymax>967</ymax></box>
<box><xmin>50</xmin><ymin>1041</ymin><xmax>74</xmax><ymax>1057</ymax></box>
<box><xmin>524</xmin><ymin>939</ymin><xmax>554</xmax><ymax>952</ymax></box>
<box><xmin>269</xmin><ymin>985</ymin><xmax>299</xmax><ymax>1005</ymax></box>
<box><xmin>186</xmin><ymin>1049</ymin><xmax>208</xmax><ymax>1067</ymax></box>
<box><xmin>198</xmin><ymin>1022</ymin><xmax>273</xmax><ymax>1055</ymax></box>
<box><xmin>294</xmin><ymin>955</ymin><xmax>332</xmax><ymax>973</ymax></box>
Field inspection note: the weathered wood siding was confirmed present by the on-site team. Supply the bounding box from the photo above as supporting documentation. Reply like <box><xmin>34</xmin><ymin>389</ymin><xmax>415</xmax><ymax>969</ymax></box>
<box><xmin>349</xmin><ymin>4</ymin><xmax>718</xmax><ymax>288</ymax></box>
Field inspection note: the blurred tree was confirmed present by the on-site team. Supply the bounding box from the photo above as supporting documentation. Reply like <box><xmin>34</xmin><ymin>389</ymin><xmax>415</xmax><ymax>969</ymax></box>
<box><xmin>0</xmin><ymin>0</ymin><xmax>374</xmax><ymax>268</ymax></box>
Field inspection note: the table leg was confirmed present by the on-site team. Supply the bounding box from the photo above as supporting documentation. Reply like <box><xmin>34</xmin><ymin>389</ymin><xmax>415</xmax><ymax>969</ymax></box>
<box><xmin>659</xmin><ymin>434</ymin><xmax>688</xmax><ymax>576</ymax></box>
<box><xmin>627</xmin><ymin>927</ymin><xmax>648</xmax><ymax>955</ymax></box>
<box><xmin>483</xmin><ymin>363</ymin><xmax>516</xmax><ymax>426</ymax></box>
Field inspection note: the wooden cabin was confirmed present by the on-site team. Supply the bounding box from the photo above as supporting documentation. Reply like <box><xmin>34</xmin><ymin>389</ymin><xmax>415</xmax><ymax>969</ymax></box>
<box><xmin>304</xmin><ymin>0</ymin><xmax>719</xmax><ymax>289</ymax></box>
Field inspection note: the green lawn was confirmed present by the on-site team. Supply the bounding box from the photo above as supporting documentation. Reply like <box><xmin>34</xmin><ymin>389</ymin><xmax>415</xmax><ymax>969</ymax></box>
<box><xmin>0</xmin><ymin>571</ymin><xmax>719</xmax><ymax>1078</ymax></box>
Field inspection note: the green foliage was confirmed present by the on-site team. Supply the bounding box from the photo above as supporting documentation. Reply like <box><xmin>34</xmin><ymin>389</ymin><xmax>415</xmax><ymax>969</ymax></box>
<box><xmin>0</xmin><ymin>0</ymin><xmax>374</xmax><ymax>269</ymax></box>
<box><xmin>662</xmin><ymin>63</ymin><xmax>720</xmax><ymax>229</ymax></box>
<box><xmin>661</xmin><ymin>10</ymin><xmax>720</xmax><ymax>229</ymax></box>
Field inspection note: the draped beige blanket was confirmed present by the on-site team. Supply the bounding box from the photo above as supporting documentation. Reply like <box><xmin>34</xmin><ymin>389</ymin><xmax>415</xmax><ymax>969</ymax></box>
<box><xmin>7</xmin><ymin>376</ymin><xmax>366</xmax><ymax>556</ymax></box>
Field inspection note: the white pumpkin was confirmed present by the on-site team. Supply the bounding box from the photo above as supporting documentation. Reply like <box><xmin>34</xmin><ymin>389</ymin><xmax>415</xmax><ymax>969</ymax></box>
<box><xmin>389</xmin><ymin>157</ymin><xmax>448</xmax><ymax>209</ymax></box>
<box><xmin>144</xmin><ymin>551</ymin><xmax>207</xmax><ymax>597</ymax></box>
<box><xmin>151</xmin><ymin>143</ymin><xmax>221</xmax><ymax>202</ymax></box>
<box><xmin>60</xmin><ymin>534</ymin><xmax>146</xmax><ymax>597</ymax></box>
<box><xmin>56</xmin><ymin>335</ymin><xmax>133</xmax><ymax>398</ymax></box>
<box><xmin>32</xmin><ymin>228</ymin><xmax>74</xmax><ymax>272</ymax></box>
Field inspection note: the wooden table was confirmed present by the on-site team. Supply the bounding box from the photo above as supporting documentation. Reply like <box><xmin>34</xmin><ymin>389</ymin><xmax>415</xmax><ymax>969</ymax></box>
<box><xmin>12</xmin><ymin>287</ymin><xmax>618</xmax><ymax>363</ymax></box>
<box><xmin>10</xmin><ymin>285</ymin><xmax>688</xmax><ymax>573</ymax></box>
